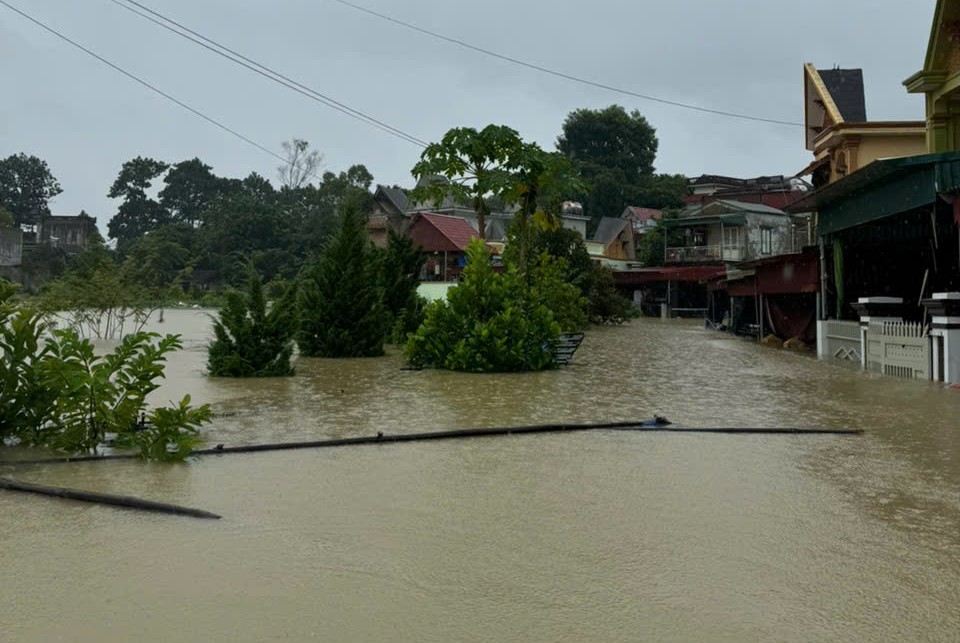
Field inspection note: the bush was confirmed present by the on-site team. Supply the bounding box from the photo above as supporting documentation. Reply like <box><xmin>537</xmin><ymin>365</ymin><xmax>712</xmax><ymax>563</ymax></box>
<box><xmin>405</xmin><ymin>240</ymin><xmax>560</xmax><ymax>372</ymax></box>
<box><xmin>587</xmin><ymin>265</ymin><xmax>639</xmax><ymax>325</ymax></box>
<box><xmin>2</xmin><ymin>277</ymin><xmax>212</xmax><ymax>461</ymax></box>
<box><xmin>380</xmin><ymin>229</ymin><xmax>426</xmax><ymax>343</ymax></box>
<box><xmin>207</xmin><ymin>268</ymin><xmax>297</xmax><ymax>377</ymax></box>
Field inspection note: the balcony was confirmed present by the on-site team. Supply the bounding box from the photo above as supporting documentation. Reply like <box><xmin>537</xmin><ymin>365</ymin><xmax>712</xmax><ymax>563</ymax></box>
<box><xmin>666</xmin><ymin>244</ymin><xmax>745</xmax><ymax>263</ymax></box>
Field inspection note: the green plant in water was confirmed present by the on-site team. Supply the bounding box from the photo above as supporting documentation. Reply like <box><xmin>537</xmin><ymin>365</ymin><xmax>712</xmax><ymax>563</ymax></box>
<box><xmin>207</xmin><ymin>267</ymin><xmax>298</xmax><ymax>377</ymax></box>
<box><xmin>0</xmin><ymin>279</ymin><xmax>56</xmax><ymax>443</ymax></box>
<box><xmin>405</xmin><ymin>239</ymin><xmax>560</xmax><ymax>372</ymax></box>
<box><xmin>38</xmin><ymin>330</ymin><xmax>211</xmax><ymax>460</ymax></box>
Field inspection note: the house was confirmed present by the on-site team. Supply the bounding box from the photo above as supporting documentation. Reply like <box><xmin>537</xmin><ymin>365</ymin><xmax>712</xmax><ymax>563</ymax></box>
<box><xmin>367</xmin><ymin>185</ymin><xmax>410</xmax><ymax>247</ymax></box>
<box><xmin>407</xmin><ymin>212</ymin><xmax>480</xmax><ymax>281</ymax></box>
<box><xmin>684</xmin><ymin>174</ymin><xmax>811</xmax><ymax>210</ymax></box>
<box><xmin>904</xmin><ymin>0</ymin><xmax>960</xmax><ymax>153</ymax></box>
<box><xmin>621</xmin><ymin>206</ymin><xmax>661</xmax><ymax>234</ymax></box>
<box><xmin>40</xmin><ymin>212</ymin><xmax>98</xmax><ymax>253</ymax></box>
<box><xmin>588</xmin><ymin>217</ymin><xmax>636</xmax><ymax>262</ymax></box>
<box><xmin>664</xmin><ymin>200</ymin><xmax>793</xmax><ymax>264</ymax></box>
<box><xmin>798</xmin><ymin>64</ymin><xmax>926</xmax><ymax>187</ymax></box>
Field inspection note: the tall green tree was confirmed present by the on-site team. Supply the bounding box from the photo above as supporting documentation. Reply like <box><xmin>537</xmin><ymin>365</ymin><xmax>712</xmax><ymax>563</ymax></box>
<box><xmin>412</xmin><ymin>125</ymin><xmax>522</xmax><ymax>240</ymax></box>
<box><xmin>380</xmin><ymin>228</ymin><xmax>425</xmax><ymax>342</ymax></box>
<box><xmin>159</xmin><ymin>158</ymin><xmax>226</xmax><ymax>227</ymax></box>
<box><xmin>557</xmin><ymin>105</ymin><xmax>685</xmax><ymax>226</ymax></box>
<box><xmin>107</xmin><ymin>157</ymin><xmax>170</xmax><ymax>247</ymax></box>
<box><xmin>0</xmin><ymin>153</ymin><xmax>62</xmax><ymax>227</ymax></box>
<box><xmin>207</xmin><ymin>267</ymin><xmax>297</xmax><ymax>377</ymax></box>
<box><xmin>298</xmin><ymin>203</ymin><xmax>388</xmax><ymax>357</ymax></box>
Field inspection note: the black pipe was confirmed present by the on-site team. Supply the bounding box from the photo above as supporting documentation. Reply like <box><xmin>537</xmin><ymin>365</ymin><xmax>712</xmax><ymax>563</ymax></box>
<box><xmin>0</xmin><ymin>476</ymin><xmax>221</xmax><ymax>519</ymax></box>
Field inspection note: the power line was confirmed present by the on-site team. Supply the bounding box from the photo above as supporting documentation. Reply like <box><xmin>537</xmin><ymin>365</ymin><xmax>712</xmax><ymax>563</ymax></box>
<box><xmin>330</xmin><ymin>0</ymin><xmax>804</xmax><ymax>128</ymax></box>
<box><xmin>107</xmin><ymin>0</ymin><xmax>427</xmax><ymax>148</ymax></box>
<box><xmin>0</xmin><ymin>0</ymin><xmax>324</xmax><ymax>181</ymax></box>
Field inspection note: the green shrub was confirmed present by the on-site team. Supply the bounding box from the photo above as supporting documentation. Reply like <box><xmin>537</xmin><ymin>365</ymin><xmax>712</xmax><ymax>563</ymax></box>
<box><xmin>405</xmin><ymin>240</ymin><xmax>560</xmax><ymax>372</ymax></box>
<box><xmin>587</xmin><ymin>265</ymin><xmax>639</xmax><ymax>324</ymax></box>
<box><xmin>207</xmin><ymin>268</ymin><xmax>297</xmax><ymax>377</ymax></box>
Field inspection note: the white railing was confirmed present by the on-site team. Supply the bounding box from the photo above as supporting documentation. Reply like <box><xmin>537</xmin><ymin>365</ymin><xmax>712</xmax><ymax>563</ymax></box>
<box><xmin>822</xmin><ymin>319</ymin><xmax>861</xmax><ymax>361</ymax></box>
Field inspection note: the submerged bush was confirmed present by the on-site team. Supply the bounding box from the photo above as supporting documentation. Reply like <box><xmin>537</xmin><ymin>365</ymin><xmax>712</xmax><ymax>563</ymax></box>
<box><xmin>405</xmin><ymin>240</ymin><xmax>560</xmax><ymax>372</ymax></box>
<box><xmin>207</xmin><ymin>268</ymin><xmax>297</xmax><ymax>377</ymax></box>
<box><xmin>2</xmin><ymin>278</ymin><xmax>211</xmax><ymax>461</ymax></box>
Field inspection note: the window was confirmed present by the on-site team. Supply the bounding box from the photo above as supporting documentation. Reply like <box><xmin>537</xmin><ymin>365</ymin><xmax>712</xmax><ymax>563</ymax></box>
<box><xmin>760</xmin><ymin>227</ymin><xmax>773</xmax><ymax>255</ymax></box>
<box><xmin>723</xmin><ymin>226</ymin><xmax>740</xmax><ymax>248</ymax></box>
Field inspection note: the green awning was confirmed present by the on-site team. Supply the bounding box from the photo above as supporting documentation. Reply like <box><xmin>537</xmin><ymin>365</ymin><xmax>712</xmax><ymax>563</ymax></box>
<box><xmin>788</xmin><ymin>151</ymin><xmax>960</xmax><ymax>236</ymax></box>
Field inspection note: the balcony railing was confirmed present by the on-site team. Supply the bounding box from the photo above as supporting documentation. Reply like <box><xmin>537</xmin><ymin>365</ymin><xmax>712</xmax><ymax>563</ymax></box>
<box><xmin>666</xmin><ymin>244</ymin><xmax>745</xmax><ymax>263</ymax></box>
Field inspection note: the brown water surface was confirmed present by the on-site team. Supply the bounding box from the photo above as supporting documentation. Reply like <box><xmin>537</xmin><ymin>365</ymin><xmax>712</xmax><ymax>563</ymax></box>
<box><xmin>2</xmin><ymin>309</ymin><xmax>959</xmax><ymax>641</ymax></box>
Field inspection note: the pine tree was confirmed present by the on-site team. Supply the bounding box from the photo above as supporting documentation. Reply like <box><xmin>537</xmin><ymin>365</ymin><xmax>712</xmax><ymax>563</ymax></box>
<box><xmin>381</xmin><ymin>228</ymin><xmax>426</xmax><ymax>342</ymax></box>
<box><xmin>207</xmin><ymin>267</ymin><xmax>298</xmax><ymax>377</ymax></box>
<box><xmin>298</xmin><ymin>204</ymin><xmax>388</xmax><ymax>357</ymax></box>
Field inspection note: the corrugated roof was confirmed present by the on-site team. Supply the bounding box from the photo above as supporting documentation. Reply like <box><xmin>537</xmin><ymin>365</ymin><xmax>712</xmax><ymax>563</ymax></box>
<box><xmin>591</xmin><ymin>217</ymin><xmax>628</xmax><ymax>245</ymax></box>
<box><xmin>379</xmin><ymin>186</ymin><xmax>409</xmax><ymax>213</ymax></box>
<box><xmin>415</xmin><ymin>212</ymin><xmax>479</xmax><ymax>251</ymax></box>
<box><xmin>818</xmin><ymin>68</ymin><xmax>867</xmax><ymax>122</ymax></box>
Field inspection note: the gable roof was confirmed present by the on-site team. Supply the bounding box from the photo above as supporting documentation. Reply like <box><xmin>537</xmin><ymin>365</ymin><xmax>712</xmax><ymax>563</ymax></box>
<box><xmin>817</xmin><ymin>69</ymin><xmax>867</xmax><ymax>123</ymax></box>
<box><xmin>375</xmin><ymin>185</ymin><xmax>409</xmax><ymax>214</ymax></box>
<box><xmin>622</xmin><ymin>206</ymin><xmax>662</xmax><ymax>221</ymax></box>
<box><xmin>708</xmin><ymin>199</ymin><xmax>788</xmax><ymax>215</ymax></box>
<box><xmin>409</xmin><ymin>212</ymin><xmax>479</xmax><ymax>252</ymax></box>
<box><xmin>591</xmin><ymin>217</ymin><xmax>629</xmax><ymax>245</ymax></box>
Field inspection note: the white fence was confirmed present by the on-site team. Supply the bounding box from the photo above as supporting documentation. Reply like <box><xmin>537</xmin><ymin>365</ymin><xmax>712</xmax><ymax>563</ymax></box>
<box><xmin>822</xmin><ymin>320</ymin><xmax>861</xmax><ymax>362</ymax></box>
<box><xmin>866</xmin><ymin>321</ymin><xmax>931</xmax><ymax>380</ymax></box>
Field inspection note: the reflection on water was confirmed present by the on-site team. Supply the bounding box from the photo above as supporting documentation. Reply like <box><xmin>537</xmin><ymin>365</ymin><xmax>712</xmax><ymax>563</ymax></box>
<box><xmin>2</xmin><ymin>309</ymin><xmax>960</xmax><ymax>642</ymax></box>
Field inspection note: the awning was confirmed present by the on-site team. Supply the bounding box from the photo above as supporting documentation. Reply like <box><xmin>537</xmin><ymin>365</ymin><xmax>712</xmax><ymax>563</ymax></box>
<box><xmin>613</xmin><ymin>265</ymin><xmax>726</xmax><ymax>285</ymax></box>
<box><xmin>795</xmin><ymin>156</ymin><xmax>829</xmax><ymax>178</ymax></box>
<box><xmin>785</xmin><ymin>151</ymin><xmax>960</xmax><ymax>235</ymax></box>
<box><xmin>714</xmin><ymin>254</ymin><xmax>819</xmax><ymax>295</ymax></box>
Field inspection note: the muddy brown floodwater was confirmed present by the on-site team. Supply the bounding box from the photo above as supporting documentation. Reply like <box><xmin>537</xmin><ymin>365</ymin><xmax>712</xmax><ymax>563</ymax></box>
<box><xmin>2</xmin><ymin>309</ymin><xmax>960</xmax><ymax>642</ymax></box>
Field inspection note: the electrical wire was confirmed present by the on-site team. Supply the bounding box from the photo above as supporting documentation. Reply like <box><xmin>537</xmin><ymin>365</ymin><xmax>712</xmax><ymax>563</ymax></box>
<box><xmin>108</xmin><ymin>0</ymin><xmax>427</xmax><ymax>148</ymax></box>
<box><xmin>330</xmin><ymin>0</ymin><xmax>804</xmax><ymax>128</ymax></box>
<box><xmin>0</xmin><ymin>0</ymin><xmax>325</xmax><ymax>181</ymax></box>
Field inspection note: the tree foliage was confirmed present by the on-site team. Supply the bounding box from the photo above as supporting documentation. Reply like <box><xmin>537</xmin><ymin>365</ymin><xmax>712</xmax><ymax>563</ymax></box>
<box><xmin>587</xmin><ymin>265</ymin><xmax>638</xmax><ymax>325</ymax></box>
<box><xmin>107</xmin><ymin>156</ymin><xmax>171</xmax><ymax>247</ymax></box>
<box><xmin>278</xmin><ymin>138</ymin><xmax>323</xmax><ymax>189</ymax></box>
<box><xmin>207</xmin><ymin>267</ymin><xmax>298</xmax><ymax>377</ymax></box>
<box><xmin>405</xmin><ymin>240</ymin><xmax>560</xmax><ymax>372</ymax></box>
<box><xmin>2</xmin><ymin>280</ymin><xmax>211</xmax><ymax>461</ymax></box>
<box><xmin>411</xmin><ymin>125</ymin><xmax>523</xmax><ymax>240</ymax></box>
<box><xmin>380</xmin><ymin>228</ymin><xmax>426</xmax><ymax>343</ymax></box>
<box><xmin>557</xmin><ymin>105</ymin><xmax>685</xmax><ymax>226</ymax></box>
<box><xmin>0</xmin><ymin>153</ymin><xmax>63</xmax><ymax>227</ymax></box>
<box><xmin>298</xmin><ymin>202</ymin><xmax>388</xmax><ymax>357</ymax></box>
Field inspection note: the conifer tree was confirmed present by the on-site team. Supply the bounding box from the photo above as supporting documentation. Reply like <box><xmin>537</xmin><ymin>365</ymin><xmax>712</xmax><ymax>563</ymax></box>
<box><xmin>298</xmin><ymin>203</ymin><xmax>388</xmax><ymax>357</ymax></box>
<box><xmin>381</xmin><ymin>228</ymin><xmax>426</xmax><ymax>342</ymax></box>
<box><xmin>207</xmin><ymin>266</ymin><xmax>297</xmax><ymax>377</ymax></box>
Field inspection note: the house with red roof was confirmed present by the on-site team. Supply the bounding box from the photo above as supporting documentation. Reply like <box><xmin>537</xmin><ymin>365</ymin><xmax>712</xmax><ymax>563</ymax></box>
<box><xmin>407</xmin><ymin>212</ymin><xmax>480</xmax><ymax>281</ymax></box>
<box><xmin>621</xmin><ymin>206</ymin><xmax>662</xmax><ymax>235</ymax></box>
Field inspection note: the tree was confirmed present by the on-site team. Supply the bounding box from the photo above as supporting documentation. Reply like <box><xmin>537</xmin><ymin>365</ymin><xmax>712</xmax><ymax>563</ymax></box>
<box><xmin>298</xmin><ymin>202</ymin><xmax>388</xmax><ymax>357</ymax></box>
<box><xmin>587</xmin><ymin>265</ymin><xmax>637</xmax><ymax>324</ymax></box>
<box><xmin>278</xmin><ymin>138</ymin><xmax>323</xmax><ymax>189</ymax></box>
<box><xmin>0</xmin><ymin>153</ymin><xmax>63</xmax><ymax>227</ymax></box>
<box><xmin>107</xmin><ymin>157</ymin><xmax>171</xmax><ymax>247</ymax></box>
<box><xmin>380</xmin><ymin>228</ymin><xmax>426</xmax><ymax>342</ymax></box>
<box><xmin>0</xmin><ymin>206</ymin><xmax>13</xmax><ymax>229</ymax></box>
<box><xmin>207</xmin><ymin>267</ymin><xmax>298</xmax><ymax>377</ymax></box>
<box><xmin>412</xmin><ymin>125</ymin><xmax>522</xmax><ymax>240</ymax></box>
<box><xmin>557</xmin><ymin>105</ymin><xmax>667</xmax><ymax>225</ymax></box>
<box><xmin>159</xmin><ymin>158</ymin><xmax>226</xmax><ymax>227</ymax></box>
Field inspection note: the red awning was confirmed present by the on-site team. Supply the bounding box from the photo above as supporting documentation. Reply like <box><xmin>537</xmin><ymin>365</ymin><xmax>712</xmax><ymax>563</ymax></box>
<box><xmin>613</xmin><ymin>266</ymin><xmax>726</xmax><ymax>285</ymax></box>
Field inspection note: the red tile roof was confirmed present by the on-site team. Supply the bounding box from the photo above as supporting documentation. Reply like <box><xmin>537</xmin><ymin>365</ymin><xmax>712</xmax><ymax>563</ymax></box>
<box><xmin>409</xmin><ymin>212</ymin><xmax>479</xmax><ymax>252</ymax></box>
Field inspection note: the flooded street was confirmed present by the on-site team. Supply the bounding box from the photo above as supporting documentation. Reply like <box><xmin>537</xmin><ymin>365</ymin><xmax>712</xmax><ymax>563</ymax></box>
<box><xmin>3</xmin><ymin>309</ymin><xmax>960</xmax><ymax>641</ymax></box>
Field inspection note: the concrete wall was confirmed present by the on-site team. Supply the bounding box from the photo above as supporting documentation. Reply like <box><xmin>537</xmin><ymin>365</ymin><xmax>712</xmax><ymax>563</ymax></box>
<box><xmin>0</xmin><ymin>229</ymin><xmax>23</xmax><ymax>267</ymax></box>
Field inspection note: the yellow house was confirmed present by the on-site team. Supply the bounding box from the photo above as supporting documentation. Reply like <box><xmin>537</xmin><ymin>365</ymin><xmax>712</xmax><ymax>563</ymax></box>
<box><xmin>801</xmin><ymin>64</ymin><xmax>926</xmax><ymax>187</ymax></box>
<box><xmin>903</xmin><ymin>0</ymin><xmax>960</xmax><ymax>152</ymax></box>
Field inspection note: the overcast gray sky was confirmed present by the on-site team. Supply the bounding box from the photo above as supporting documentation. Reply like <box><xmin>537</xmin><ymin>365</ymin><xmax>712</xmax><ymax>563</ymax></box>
<box><xmin>1</xmin><ymin>0</ymin><xmax>937</xmax><ymax>233</ymax></box>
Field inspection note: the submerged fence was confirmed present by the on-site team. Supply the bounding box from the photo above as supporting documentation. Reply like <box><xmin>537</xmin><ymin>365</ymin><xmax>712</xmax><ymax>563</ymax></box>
<box><xmin>866</xmin><ymin>321</ymin><xmax>931</xmax><ymax>380</ymax></box>
<box><xmin>823</xmin><ymin>320</ymin><xmax>861</xmax><ymax>362</ymax></box>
